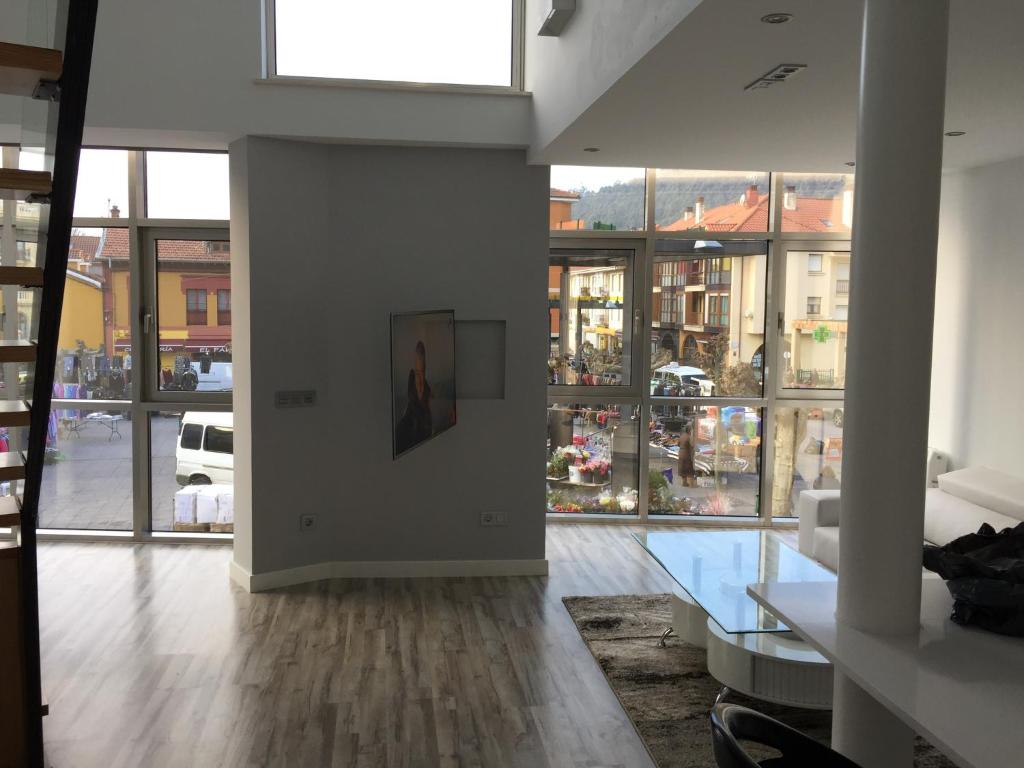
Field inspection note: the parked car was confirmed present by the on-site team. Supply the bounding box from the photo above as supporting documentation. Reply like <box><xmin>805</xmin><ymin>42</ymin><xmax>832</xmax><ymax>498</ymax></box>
<box><xmin>652</xmin><ymin>363</ymin><xmax>715</xmax><ymax>397</ymax></box>
<box><xmin>175</xmin><ymin>411</ymin><xmax>233</xmax><ymax>485</ymax></box>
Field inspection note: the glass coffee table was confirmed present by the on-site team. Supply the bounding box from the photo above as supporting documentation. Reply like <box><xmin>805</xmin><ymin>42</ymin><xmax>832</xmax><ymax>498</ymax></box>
<box><xmin>634</xmin><ymin>529</ymin><xmax>837</xmax><ymax>709</ymax></box>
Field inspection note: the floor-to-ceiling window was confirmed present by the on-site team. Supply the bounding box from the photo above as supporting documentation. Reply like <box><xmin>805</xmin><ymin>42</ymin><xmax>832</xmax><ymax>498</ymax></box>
<box><xmin>0</xmin><ymin>147</ymin><xmax>235</xmax><ymax>539</ymax></box>
<box><xmin>547</xmin><ymin>168</ymin><xmax>854</xmax><ymax>525</ymax></box>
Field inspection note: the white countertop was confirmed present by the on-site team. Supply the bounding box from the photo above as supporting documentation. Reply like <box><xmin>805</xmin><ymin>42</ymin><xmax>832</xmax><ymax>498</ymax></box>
<box><xmin>747</xmin><ymin>578</ymin><xmax>1024</xmax><ymax>768</ymax></box>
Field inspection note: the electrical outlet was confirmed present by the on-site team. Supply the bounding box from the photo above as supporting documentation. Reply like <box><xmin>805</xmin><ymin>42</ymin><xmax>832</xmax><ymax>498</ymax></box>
<box><xmin>480</xmin><ymin>511</ymin><xmax>508</xmax><ymax>527</ymax></box>
<box><xmin>299</xmin><ymin>514</ymin><xmax>317</xmax><ymax>532</ymax></box>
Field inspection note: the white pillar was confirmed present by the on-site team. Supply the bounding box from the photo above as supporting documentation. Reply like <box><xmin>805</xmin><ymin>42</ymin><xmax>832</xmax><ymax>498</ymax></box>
<box><xmin>834</xmin><ymin>0</ymin><xmax>949</xmax><ymax>765</ymax></box>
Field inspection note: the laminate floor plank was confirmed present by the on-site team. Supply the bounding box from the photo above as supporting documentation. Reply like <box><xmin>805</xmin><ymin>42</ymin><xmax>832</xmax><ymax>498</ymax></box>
<box><xmin>36</xmin><ymin>524</ymin><xmax>795</xmax><ymax>767</ymax></box>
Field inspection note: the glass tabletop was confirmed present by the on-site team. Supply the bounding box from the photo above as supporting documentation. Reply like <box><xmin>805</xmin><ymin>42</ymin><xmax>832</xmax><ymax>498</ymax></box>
<box><xmin>633</xmin><ymin>529</ymin><xmax>836</xmax><ymax>634</ymax></box>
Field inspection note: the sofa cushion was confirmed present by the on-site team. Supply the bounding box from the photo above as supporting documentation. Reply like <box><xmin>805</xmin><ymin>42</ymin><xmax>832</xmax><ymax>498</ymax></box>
<box><xmin>812</xmin><ymin>526</ymin><xmax>840</xmax><ymax>572</ymax></box>
<box><xmin>937</xmin><ymin>466</ymin><xmax>1024</xmax><ymax>522</ymax></box>
<box><xmin>923</xmin><ymin>487</ymin><xmax>1021</xmax><ymax>546</ymax></box>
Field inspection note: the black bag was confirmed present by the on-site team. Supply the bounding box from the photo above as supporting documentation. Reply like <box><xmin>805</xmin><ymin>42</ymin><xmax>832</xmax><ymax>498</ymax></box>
<box><xmin>923</xmin><ymin>521</ymin><xmax>1024</xmax><ymax>636</ymax></box>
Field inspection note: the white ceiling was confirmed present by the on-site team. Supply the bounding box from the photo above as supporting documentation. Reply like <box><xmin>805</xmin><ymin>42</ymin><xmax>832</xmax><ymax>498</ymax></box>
<box><xmin>533</xmin><ymin>0</ymin><xmax>1024</xmax><ymax>173</ymax></box>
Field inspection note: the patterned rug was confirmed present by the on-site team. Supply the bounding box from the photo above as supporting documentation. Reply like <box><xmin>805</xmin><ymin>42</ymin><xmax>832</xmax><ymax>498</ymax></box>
<box><xmin>562</xmin><ymin>594</ymin><xmax>955</xmax><ymax>768</ymax></box>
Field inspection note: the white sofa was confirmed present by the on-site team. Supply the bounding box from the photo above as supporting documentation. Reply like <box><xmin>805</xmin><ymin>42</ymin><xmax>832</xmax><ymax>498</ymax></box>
<box><xmin>797</xmin><ymin>466</ymin><xmax>1024</xmax><ymax>572</ymax></box>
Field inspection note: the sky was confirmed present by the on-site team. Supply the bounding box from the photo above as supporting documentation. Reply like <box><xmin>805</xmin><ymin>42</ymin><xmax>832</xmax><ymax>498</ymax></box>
<box><xmin>33</xmin><ymin>148</ymin><xmax>231</xmax><ymax>220</ymax></box>
<box><xmin>275</xmin><ymin>0</ymin><xmax>513</xmax><ymax>87</ymax></box>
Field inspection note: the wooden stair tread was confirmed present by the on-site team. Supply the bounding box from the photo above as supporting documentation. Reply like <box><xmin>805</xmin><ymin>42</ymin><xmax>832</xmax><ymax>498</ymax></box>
<box><xmin>0</xmin><ymin>400</ymin><xmax>30</xmax><ymax>428</ymax></box>
<box><xmin>0</xmin><ymin>42</ymin><xmax>62</xmax><ymax>99</ymax></box>
<box><xmin>0</xmin><ymin>266</ymin><xmax>44</xmax><ymax>287</ymax></box>
<box><xmin>0</xmin><ymin>340</ymin><xmax>36</xmax><ymax>363</ymax></box>
<box><xmin>0</xmin><ymin>168</ymin><xmax>53</xmax><ymax>202</ymax></box>
<box><xmin>0</xmin><ymin>494</ymin><xmax>20</xmax><ymax>527</ymax></box>
<box><xmin>0</xmin><ymin>452</ymin><xmax>25</xmax><ymax>483</ymax></box>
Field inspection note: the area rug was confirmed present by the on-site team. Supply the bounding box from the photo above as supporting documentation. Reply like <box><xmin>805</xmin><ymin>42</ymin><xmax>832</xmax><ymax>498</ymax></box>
<box><xmin>562</xmin><ymin>594</ymin><xmax>955</xmax><ymax>768</ymax></box>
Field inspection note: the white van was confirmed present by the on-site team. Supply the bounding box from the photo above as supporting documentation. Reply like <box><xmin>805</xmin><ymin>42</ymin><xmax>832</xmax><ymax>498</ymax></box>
<box><xmin>651</xmin><ymin>363</ymin><xmax>716</xmax><ymax>397</ymax></box>
<box><xmin>175</xmin><ymin>411</ymin><xmax>234</xmax><ymax>485</ymax></box>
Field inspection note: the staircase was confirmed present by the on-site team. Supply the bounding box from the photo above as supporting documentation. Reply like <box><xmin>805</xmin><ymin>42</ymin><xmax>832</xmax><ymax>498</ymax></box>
<box><xmin>0</xmin><ymin>3</ymin><xmax>98</xmax><ymax>766</ymax></box>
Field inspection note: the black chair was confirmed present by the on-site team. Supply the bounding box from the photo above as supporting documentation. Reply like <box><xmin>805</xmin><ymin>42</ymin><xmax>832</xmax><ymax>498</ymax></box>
<box><xmin>710</xmin><ymin>702</ymin><xmax>864</xmax><ymax>768</ymax></box>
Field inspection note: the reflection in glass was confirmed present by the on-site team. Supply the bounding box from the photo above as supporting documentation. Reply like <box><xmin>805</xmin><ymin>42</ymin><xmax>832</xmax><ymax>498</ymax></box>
<box><xmin>39</xmin><ymin>408</ymin><xmax>132</xmax><ymax>530</ymax></box>
<box><xmin>548</xmin><ymin>250</ymin><xmax>631</xmax><ymax>386</ymax></box>
<box><xmin>546</xmin><ymin>404</ymin><xmax>639</xmax><ymax>515</ymax></box>
<box><xmin>782</xmin><ymin>250</ymin><xmax>850</xmax><ymax>389</ymax></box>
<box><xmin>654</xmin><ymin>170</ymin><xmax>770</xmax><ymax>232</ymax></box>
<box><xmin>650</xmin><ymin>241</ymin><xmax>766</xmax><ymax>398</ymax></box>
<box><xmin>156</xmin><ymin>239</ymin><xmax>232</xmax><ymax>392</ymax></box>
<box><xmin>549</xmin><ymin>167</ymin><xmax>646</xmax><ymax>231</ymax></box>
<box><xmin>771</xmin><ymin>405</ymin><xmax>844</xmax><ymax>517</ymax></box>
<box><xmin>648</xmin><ymin>405</ymin><xmax>761</xmax><ymax>517</ymax></box>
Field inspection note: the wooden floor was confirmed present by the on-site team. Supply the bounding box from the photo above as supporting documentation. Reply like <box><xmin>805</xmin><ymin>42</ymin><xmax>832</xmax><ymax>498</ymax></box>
<box><xmin>37</xmin><ymin>524</ymin><xmax>795</xmax><ymax>767</ymax></box>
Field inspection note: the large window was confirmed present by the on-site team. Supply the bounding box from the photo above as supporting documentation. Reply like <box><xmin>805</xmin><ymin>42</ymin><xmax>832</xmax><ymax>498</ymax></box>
<box><xmin>273</xmin><ymin>0</ymin><xmax>517</xmax><ymax>88</ymax></box>
<box><xmin>548</xmin><ymin>169</ymin><xmax>852</xmax><ymax>524</ymax></box>
<box><xmin>1</xmin><ymin>148</ymin><xmax>236</xmax><ymax>538</ymax></box>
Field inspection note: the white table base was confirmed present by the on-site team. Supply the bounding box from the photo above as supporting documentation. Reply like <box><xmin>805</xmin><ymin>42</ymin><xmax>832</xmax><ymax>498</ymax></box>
<box><xmin>671</xmin><ymin>592</ymin><xmax>833</xmax><ymax>710</ymax></box>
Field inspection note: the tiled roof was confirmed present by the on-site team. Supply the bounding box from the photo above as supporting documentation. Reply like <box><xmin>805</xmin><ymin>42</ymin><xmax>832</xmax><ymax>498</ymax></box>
<box><xmin>78</xmin><ymin>227</ymin><xmax>230</xmax><ymax>262</ymax></box>
<box><xmin>549</xmin><ymin>188</ymin><xmax>581</xmax><ymax>201</ymax></box>
<box><xmin>660</xmin><ymin>192</ymin><xmax>851</xmax><ymax>234</ymax></box>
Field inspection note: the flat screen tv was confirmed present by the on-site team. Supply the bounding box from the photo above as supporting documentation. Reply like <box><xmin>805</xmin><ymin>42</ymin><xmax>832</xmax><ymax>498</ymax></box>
<box><xmin>390</xmin><ymin>310</ymin><xmax>457</xmax><ymax>458</ymax></box>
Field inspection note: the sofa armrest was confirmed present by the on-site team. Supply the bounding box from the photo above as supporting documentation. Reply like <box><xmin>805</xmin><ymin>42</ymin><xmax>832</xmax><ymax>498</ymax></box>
<box><xmin>797</xmin><ymin>490</ymin><xmax>842</xmax><ymax>558</ymax></box>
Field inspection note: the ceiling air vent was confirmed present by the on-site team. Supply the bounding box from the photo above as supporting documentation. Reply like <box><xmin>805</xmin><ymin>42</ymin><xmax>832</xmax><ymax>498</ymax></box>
<box><xmin>744</xmin><ymin>64</ymin><xmax>807</xmax><ymax>91</ymax></box>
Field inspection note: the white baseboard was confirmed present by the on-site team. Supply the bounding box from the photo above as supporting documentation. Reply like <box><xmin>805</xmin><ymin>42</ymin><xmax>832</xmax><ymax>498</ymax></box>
<box><xmin>229</xmin><ymin>557</ymin><xmax>549</xmax><ymax>593</ymax></box>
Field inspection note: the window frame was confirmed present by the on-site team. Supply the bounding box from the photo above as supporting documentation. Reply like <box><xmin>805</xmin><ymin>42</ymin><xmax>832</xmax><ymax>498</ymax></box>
<box><xmin>261</xmin><ymin>0</ymin><xmax>527</xmax><ymax>94</ymax></box>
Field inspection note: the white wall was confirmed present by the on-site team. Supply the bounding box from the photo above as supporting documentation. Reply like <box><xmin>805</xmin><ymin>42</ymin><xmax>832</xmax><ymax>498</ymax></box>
<box><xmin>930</xmin><ymin>156</ymin><xmax>1024</xmax><ymax>475</ymax></box>
<box><xmin>230</xmin><ymin>138</ymin><xmax>549</xmax><ymax>583</ymax></box>
<box><xmin>0</xmin><ymin>0</ymin><xmax>531</xmax><ymax>150</ymax></box>
<box><xmin>525</xmin><ymin>0</ymin><xmax>700</xmax><ymax>157</ymax></box>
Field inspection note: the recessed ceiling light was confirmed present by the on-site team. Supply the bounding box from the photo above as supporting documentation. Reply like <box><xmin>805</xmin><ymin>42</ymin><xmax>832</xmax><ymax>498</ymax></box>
<box><xmin>583</xmin><ymin>147</ymin><xmax>600</xmax><ymax>153</ymax></box>
<box><xmin>845</xmin><ymin>161</ymin><xmax>856</xmax><ymax>167</ymax></box>
<box><xmin>944</xmin><ymin>130</ymin><xmax>966</xmax><ymax>137</ymax></box>
<box><xmin>761</xmin><ymin>12</ymin><xmax>793</xmax><ymax>24</ymax></box>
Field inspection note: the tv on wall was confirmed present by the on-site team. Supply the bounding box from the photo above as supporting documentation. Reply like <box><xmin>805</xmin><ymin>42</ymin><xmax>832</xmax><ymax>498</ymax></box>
<box><xmin>390</xmin><ymin>310</ymin><xmax>457</xmax><ymax>458</ymax></box>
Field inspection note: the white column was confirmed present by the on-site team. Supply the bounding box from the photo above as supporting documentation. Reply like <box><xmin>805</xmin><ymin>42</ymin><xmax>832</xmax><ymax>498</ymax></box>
<box><xmin>835</xmin><ymin>0</ymin><xmax>949</xmax><ymax>766</ymax></box>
